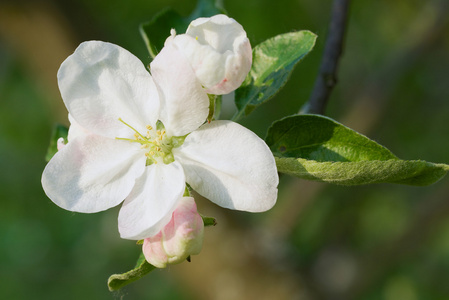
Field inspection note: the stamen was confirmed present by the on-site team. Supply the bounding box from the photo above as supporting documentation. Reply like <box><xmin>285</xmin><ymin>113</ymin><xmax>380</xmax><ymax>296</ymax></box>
<box><xmin>115</xmin><ymin>137</ymin><xmax>144</xmax><ymax>143</ymax></box>
<box><xmin>118</xmin><ymin>118</ymin><xmax>147</xmax><ymax>141</ymax></box>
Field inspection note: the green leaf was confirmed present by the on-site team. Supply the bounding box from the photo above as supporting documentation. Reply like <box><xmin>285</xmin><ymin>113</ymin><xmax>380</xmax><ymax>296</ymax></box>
<box><xmin>266</xmin><ymin>115</ymin><xmax>449</xmax><ymax>186</ymax></box>
<box><xmin>266</xmin><ymin>114</ymin><xmax>397</xmax><ymax>162</ymax></box>
<box><xmin>45</xmin><ymin>124</ymin><xmax>68</xmax><ymax>162</ymax></box>
<box><xmin>232</xmin><ymin>31</ymin><xmax>317</xmax><ymax>121</ymax></box>
<box><xmin>140</xmin><ymin>0</ymin><xmax>225</xmax><ymax>59</ymax></box>
<box><xmin>108</xmin><ymin>253</ymin><xmax>156</xmax><ymax>291</ymax></box>
<box><xmin>275</xmin><ymin>157</ymin><xmax>449</xmax><ymax>186</ymax></box>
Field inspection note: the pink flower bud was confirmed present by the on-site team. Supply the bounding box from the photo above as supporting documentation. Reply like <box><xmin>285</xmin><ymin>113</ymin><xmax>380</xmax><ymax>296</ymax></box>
<box><xmin>169</xmin><ymin>14</ymin><xmax>252</xmax><ymax>95</ymax></box>
<box><xmin>57</xmin><ymin>138</ymin><xmax>66</xmax><ymax>150</ymax></box>
<box><xmin>142</xmin><ymin>197</ymin><xmax>204</xmax><ymax>268</ymax></box>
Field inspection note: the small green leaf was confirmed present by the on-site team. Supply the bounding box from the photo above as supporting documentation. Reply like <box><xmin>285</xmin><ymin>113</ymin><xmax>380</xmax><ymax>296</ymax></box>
<box><xmin>266</xmin><ymin>115</ymin><xmax>449</xmax><ymax>186</ymax></box>
<box><xmin>140</xmin><ymin>0</ymin><xmax>225</xmax><ymax>59</ymax></box>
<box><xmin>201</xmin><ymin>215</ymin><xmax>217</xmax><ymax>226</ymax></box>
<box><xmin>232</xmin><ymin>31</ymin><xmax>317</xmax><ymax>121</ymax></box>
<box><xmin>45</xmin><ymin>124</ymin><xmax>68</xmax><ymax>162</ymax></box>
<box><xmin>108</xmin><ymin>253</ymin><xmax>156</xmax><ymax>291</ymax></box>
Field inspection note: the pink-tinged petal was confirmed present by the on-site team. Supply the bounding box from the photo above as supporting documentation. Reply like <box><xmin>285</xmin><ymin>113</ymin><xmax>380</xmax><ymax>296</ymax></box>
<box><xmin>150</xmin><ymin>41</ymin><xmax>209</xmax><ymax>137</ymax></box>
<box><xmin>172</xmin><ymin>14</ymin><xmax>252</xmax><ymax>95</ymax></box>
<box><xmin>118</xmin><ymin>161</ymin><xmax>185</xmax><ymax>240</ymax></box>
<box><xmin>174</xmin><ymin>120</ymin><xmax>279</xmax><ymax>212</ymax></box>
<box><xmin>42</xmin><ymin>134</ymin><xmax>146</xmax><ymax>213</ymax></box>
<box><xmin>58</xmin><ymin>41</ymin><xmax>159</xmax><ymax>139</ymax></box>
<box><xmin>143</xmin><ymin>197</ymin><xmax>204</xmax><ymax>268</ymax></box>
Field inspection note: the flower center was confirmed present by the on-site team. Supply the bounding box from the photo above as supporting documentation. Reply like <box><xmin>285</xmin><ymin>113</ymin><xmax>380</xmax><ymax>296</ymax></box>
<box><xmin>116</xmin><ymin>118</ymin><xmax>184</xmax><ymax>165</ymax></box>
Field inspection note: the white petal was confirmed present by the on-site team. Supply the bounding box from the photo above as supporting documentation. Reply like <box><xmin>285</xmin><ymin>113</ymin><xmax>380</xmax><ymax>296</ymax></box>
<box><xmin>67</xmin><ymin>114</ymin><xmax>90</xmax><ymax>142</ymax></box>
<box><xmin>150</xmin><ymin>41</ymin><xmax>209</xmax><ymax>137</ymax></box>
<box><xmin>42</xmin><ymin>134</ymin><xmax>146</xmax><ymax>213</ymax></box>
<box><xmin>174</xmin><ymin>120</ymin><xmax>278</xmax><ymax>212</ymax></box>
<box><xmin>172</xmin><ymin>14</ymin><xmax>252</xmax><ymax>95</ymax></box>
<box><xmin>58</xmin><ymin>41</ymin><xmax>159</xmax><ymax>139</ymax></box>
<box><xmin>118</xmin><ymin>161</ymin><xmax>186</xmax><ymax>240</ymax></box>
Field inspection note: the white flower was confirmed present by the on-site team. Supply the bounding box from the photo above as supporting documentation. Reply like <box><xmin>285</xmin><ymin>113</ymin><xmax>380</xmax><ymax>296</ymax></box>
<box><xmin>42</xmin><ymin>40</ymin><xmax>278</xmax><ymax>240</ymax></box>
<box><xmin>143</xmin><ymin>197</ymin><xmax>204</xmax><ymax>268</ymax></box>
<box><xmin>168</xmin><ymin>14</ymin><xmax>252</xmax><ymax>95</ymax></box>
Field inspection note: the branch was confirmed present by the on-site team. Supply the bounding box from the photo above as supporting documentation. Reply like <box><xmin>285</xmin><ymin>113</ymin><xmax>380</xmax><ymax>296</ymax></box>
<box><xmin>301</xmin><ymin>0</ymin><xmax>351</xmax><ymax>115</ymax></box>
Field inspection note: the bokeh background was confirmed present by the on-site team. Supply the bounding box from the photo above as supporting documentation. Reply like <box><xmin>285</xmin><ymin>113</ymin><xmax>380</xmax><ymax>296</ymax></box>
<box><xmin>1</xmin><ymin>0</ymin><xmax>449</xmax><ymax>299</ymax></box>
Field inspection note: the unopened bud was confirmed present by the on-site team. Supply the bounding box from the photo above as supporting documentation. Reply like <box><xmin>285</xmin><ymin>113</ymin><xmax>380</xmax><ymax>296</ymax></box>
<box><xmin>57</xmin><ymin>137</ymin><xmax>66</xmax><ymax>150</ymax></box>
<box><xmin>142</xmin><ymin>197</ymin><xmax>204</xmax><ymax>268</ymax></box>
<box><xmin>169</xmin><ymin>14</ymin><xmax>252</xmax><ymax>95</ymax></box>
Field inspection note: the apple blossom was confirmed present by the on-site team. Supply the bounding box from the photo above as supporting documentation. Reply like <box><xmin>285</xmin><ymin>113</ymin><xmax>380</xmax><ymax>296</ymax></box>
<box><xmin>143</xmin><ymin>197</ymin><xmax>204</xmax><ymax>268</ymax></box>
<box><xmin>42</xmin><ymin>39</ymin><xmax>278</xmax><ymax>241</ymax></box>
<box><xmin>168</xmin><ymin>14</ymin><xmax>252</xmax><ymax>95</ymax></box>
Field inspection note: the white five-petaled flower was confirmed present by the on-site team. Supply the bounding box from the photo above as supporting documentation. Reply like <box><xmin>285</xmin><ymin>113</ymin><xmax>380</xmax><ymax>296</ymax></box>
<box><xmin>168</xmin><ymin>14</ymin><xmax>252</xmax><ymax>95</ymax></box>
<box><xmin>42</xmin><ymin>39</ymin><xmax>278</xmax><ymax>240</ymax></box>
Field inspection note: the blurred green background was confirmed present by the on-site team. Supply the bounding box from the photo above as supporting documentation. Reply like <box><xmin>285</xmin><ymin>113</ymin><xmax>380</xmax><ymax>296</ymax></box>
<box><xmin>1</xmin><ymin>0</ymin><xmax>449</xmax><ymax>299</ymax></box>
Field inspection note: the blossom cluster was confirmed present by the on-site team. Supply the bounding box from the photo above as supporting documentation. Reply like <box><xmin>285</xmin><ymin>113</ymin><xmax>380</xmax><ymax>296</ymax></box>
<box><xmin>42</xmin><ymin>15</ymin><xmax>278</xmax><ymax>267</ymax></box>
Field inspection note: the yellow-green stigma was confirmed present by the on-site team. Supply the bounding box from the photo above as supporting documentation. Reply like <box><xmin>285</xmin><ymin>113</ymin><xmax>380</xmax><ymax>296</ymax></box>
<box><xmin>116</xmin><ymin>118</ymin><xmax>178</xmax><ymax>165</ymax></box>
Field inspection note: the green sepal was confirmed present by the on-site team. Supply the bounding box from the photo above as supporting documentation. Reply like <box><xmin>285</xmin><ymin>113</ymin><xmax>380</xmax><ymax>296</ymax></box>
<box><xmin>140</xmin><ymin>0</ymin><xmax>226</xmax><ymax>59</ymax></box>
<box><xmin>45</xmin><ymin>124</ymin><xmax>69</xmax><ymax>162</ymax></box>
<box><xmin>201</xmin><ymin>215</ymin><xmax>217</xmax><ymax>227</ymax></box>
<box><xmin>183</xmin><ymin>186</ymin><xmax>191</xmax><ymax>197</ymax></box>
<box><xmin>107</xmin><ymin>252</ymin><xmax>156</xmax><ymax>292</ymax></box>
<box><xmin>266</xmin><ymin>114</ymin><xmax>449</xmax><ymax>186</ymax></box>
<box><xmin>207</xmin><ymin>94</ymin><xmax>222</xmax><ymax>122</ymax></box>
<box><xmin>232</xmin><ymin>30</ymin><xmax>317</xmax><ymax>121</ymax></box>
